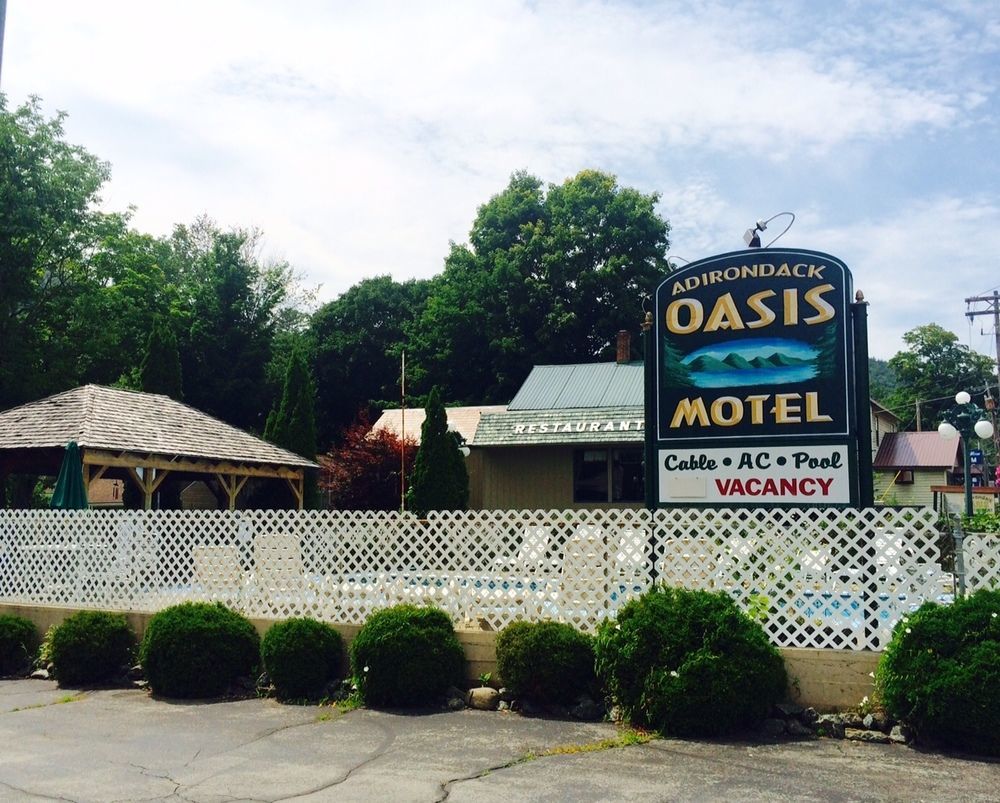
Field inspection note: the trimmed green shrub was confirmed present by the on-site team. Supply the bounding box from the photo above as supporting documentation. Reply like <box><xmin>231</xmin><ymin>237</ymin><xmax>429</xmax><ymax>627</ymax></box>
<box><xmin>140</xmin><ymin>602</ymin><xmax>260</xmax><ymax>699</ymax></box>
<box><xmin>49</xmin><ymin>611</ymin><xmax>135</xmax><ymax>686</ymax></box>
<box><xmin>350</xmin><ymin>604</ymin><xmax>464</xmax><ymax>707</ymax></box>
<box><xmin>261</xmin><ymin>618</ymin><xmax>344</xmax><ymax>700</ymax></box>
<box><xmin>496</xmin><ymin>620</ymin><xmax>595</xmax><ymax>704</ymax></box>
<box><xmin>876</xmin><ymin>589</ymin><xmax>1000</xmax><ymax>755</ymax></box>
<box><xmin>0</xmin><ymin>614</ymin><xmax>37</xmax><ymax>675</ymax></box>
<box><xmin>595</xmin><ymin>586</ymin><xmax>786</xmax><ymax>736</ymax></box>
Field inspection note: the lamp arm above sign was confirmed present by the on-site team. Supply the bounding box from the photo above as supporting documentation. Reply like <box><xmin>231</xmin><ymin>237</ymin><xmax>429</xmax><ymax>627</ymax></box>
<box><xmin>744</xmin><ymin>212</ymin><xmax>796</xmax><ymax>249</ymax></box>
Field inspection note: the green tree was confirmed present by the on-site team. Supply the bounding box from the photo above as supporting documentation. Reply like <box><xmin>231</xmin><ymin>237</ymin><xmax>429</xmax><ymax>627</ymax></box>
<box><xmin>163</xmin><ymin>217</ymin><xmax>294</xmax><ymax>432</ymax></box>
<box><xmin>887</xmin><ymin>324</ymin><xmax>995</xmax><ymax>429</ymax></box>
<box><xmin>407</xmin><ymin>169</ymin><xmax>670</xmax><ymax>402</ymax></box>
<box><xmin>69</xmin><ymin>218</ymin><xmax>178</xmax><ymax>390</ymax></box>
<box><xmin>265</xmin><ymin>347</ymin><xmax>318</xmax><ymax>508</ymax></box>
<box><xmin>310</xmin><ymin>275</ymin><xmax>431</xmax><ymax>449</ymax></box>
<box><xmin>405</xmin><ymin>386</ymin><xmax>468</xmax><ymax>516</ymax></box>
<box><xmin>0</xmin><ymin>95</ymin><xmax>111</xmax><ymax>408</ymax></box>
<box><xmin>869</xmin><ymin>357</ymin><xmax>897</xmax><ymax>404</ymax></box>
<box><xmin>139</xmin><ymin>318</ymin><xmax>183</xmax><ymax>400</ymax></box>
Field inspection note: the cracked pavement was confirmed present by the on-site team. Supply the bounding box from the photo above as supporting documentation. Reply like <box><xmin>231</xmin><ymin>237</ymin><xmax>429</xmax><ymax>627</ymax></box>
<box><xmin>2</xmin><ymin>679</ymin><xmax>998</xmax><ymax>802</ymax></box>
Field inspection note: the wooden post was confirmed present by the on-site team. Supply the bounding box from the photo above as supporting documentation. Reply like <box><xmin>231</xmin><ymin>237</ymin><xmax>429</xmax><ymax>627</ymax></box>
<box><xmin>127</xmin><ymin>467</ymin><xmax>170</xmax><ymax>510</ymax></box>
<box><xmin>285</xmin><ymin>473</ymin><xmax>304</xmax><ymax>509</ymax></box>
<box><xmin>215</xmin><ymin>474</ymin><xmax>249</xmax><ymax>510</ymax></box>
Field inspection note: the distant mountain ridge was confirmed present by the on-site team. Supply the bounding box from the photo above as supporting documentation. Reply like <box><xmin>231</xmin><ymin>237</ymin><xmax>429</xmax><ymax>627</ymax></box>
<box><xmin>686</xmin><ymin>351</ymin><xmax>812</xmax><ymax>372</ymax></box>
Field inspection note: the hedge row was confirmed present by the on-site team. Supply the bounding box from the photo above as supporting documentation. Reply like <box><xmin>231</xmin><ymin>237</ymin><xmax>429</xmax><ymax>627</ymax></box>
<box><xmin>0</xmin><ymin>605</ymin><xmax>344</xmax><ymax>701</ymax></box>
<box><xmin>3</xmin><ymin>589</ymin><xmax>788</xmax><ymax>735</ymax></box>
<box><xmin>7</xmin><ymin>587</ymin><xmax>997</xmax><ymax>753</ymax></box>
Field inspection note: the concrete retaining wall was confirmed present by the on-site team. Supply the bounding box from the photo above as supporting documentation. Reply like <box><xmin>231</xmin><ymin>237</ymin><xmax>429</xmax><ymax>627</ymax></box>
<box><xmin>1</xmin><ymin>604</ymin><xmax>875</xmax><ymax>711</ymax></box>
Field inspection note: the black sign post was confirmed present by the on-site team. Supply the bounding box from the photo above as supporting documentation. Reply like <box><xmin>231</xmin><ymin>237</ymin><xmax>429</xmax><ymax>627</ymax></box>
<box><xmin>648</xmin><ymin>248</ymin><xmax>865</xmax><ymax>508</ymax></box>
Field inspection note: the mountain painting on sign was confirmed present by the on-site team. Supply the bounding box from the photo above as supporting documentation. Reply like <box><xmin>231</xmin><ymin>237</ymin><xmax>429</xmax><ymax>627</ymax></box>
<box><xmin>681</xmin><ymin>337</ymin><xmax>818</xmax><ymax>388</ymax></box>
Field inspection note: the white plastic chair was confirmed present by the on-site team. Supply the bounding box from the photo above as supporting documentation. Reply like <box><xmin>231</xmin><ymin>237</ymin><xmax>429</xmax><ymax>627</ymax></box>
<box><xmin>192</xmin><ymin>544</ymin><xmax>245</xmax><ymax>605</ymax></box>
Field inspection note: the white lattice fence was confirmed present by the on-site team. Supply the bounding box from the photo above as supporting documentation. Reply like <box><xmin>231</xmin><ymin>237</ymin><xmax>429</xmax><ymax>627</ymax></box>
<box><xmin>965</xmin><ymin>533</ymin><xmax>1000</xmax><ymax>593</ymax></box>
<box><xmin>0</xmin><ymin>506</ymin><xmax>983</xmax><ymax>650</ymax></box>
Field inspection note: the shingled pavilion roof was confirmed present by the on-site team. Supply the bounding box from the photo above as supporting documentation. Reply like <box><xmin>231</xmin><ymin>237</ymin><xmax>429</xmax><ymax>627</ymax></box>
<box><xmin>0</xmin><ymin>385</ymin><xmax>314</xmax><ymax>467</ymax></box>
<box><xmin>0</xmin><ymin>385</ymin><xmax>316</xmax><ymax>509</ymax></box>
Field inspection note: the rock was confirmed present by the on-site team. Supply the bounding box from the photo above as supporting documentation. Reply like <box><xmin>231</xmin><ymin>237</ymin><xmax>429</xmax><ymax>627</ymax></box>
<box><xmin>127</xmin><ymin>665</ymin><xmax>144</xmax><ymax>681</ymax></box>
<box><xmin>888</xmin><ymin>725</ymin><xmax>909</xmax><ymax>744</ymax></box>
<box><xmin>323</xmin><ymin>679</ymin><xmax>351</xmax><ymax>701</ymax></box>
<box><xmin>445</xmin><ymin>685</ymin><xmax>467</xmax><ymax>710</ymax></box>
<box><xmin>799</xmin><ymin>707</ymin><xmax>819</xmax><ymax>726</ymax></box>
<box><xmin>467</xmin><ymin>686</ymin><xmax>500</xmax><ymax>711</ymax></box>
<box><xmin>758</xmin><ymin>718</ymin><xmax>788</xmax><ymax>738</ymax></box>
<box><xmin>840</xmin><ymin>712</ymin><xmax>865</xmax><ymax>729</ymax></box>
<box><xmin>845</xmin><ymin>728</ymin><xmax>891</xmax><ymax>744</ymax></box>
<box><xmin>863</xmin><ymin>712</ymin><xmax>890</xmax><ymax>733</ymax></box>
<box><xmin>786</xmin><ymin>719</ymin><xmax>814</xmax><ymax>738</ymax></box>
<box><xmin>570</xmin><ymin>696</ymin><xmax>605</xmax><ymax>722</ymax></box>
<box><xmin>29</xmin><ymin>669</ymin><xmax>49</xmax><ymax>681</ymax></box>
<box><xmin>775</xmin><ymin>702</ymin><xmax>804</xmax><ymax>718</ymax></box>
<box><xmin>815</xmin><ymin>714</ymin><xmax>846</xmax><ymax>739</ymax></box>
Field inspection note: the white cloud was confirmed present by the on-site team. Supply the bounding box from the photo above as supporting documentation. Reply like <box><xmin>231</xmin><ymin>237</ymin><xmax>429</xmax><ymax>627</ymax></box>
<box><xmin>799</xmin><ymin>196</ymin><xmax>1000</xmax><ymax>360</ymax></box>
<box><xmin>3</xmin><ymin>0</ymin><xmax>996</xmax><ymax>312</ymax></box>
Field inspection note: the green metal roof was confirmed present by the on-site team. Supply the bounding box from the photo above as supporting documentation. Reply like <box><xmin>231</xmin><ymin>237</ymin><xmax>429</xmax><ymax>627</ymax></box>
<box><xmin>507</xmin><ymin>362</ymin><xmax>643</xmax><ymax>410</ymax></box>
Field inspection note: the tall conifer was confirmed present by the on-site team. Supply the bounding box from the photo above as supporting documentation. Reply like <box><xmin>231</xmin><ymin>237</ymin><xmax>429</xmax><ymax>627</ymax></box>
<box><xmin>265</xmin><ymin>348</ymin><xmax>318</xmax><ymax>507</ymax></box>
<box><xmin>140</xmin><ymin>319</ymin><xmax>184</xmax><ymax>400</ymax></box>
<box><xmin>406</xmin><ymin>386</ymin><xmax>469</xmax><ymax>516</ymax></box>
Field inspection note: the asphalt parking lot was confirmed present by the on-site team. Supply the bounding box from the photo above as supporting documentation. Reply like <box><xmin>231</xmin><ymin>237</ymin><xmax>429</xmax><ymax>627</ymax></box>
<box><xmin>1</xmin><ymin>679</ymin><xmax>997</xmax><ymax>802</ymax></box>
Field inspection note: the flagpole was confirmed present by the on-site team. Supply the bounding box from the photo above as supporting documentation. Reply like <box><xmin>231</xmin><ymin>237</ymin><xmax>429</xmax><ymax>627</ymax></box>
<box><xmin>400</xmin><ymin>351</ymin><xmax>406</xmax><ymax>511</ymax></box>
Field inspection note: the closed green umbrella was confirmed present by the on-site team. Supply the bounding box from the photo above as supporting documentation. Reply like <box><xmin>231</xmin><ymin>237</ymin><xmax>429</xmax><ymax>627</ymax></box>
<box><xmin>50</xmin><ymin>441</ymin><xmax>89</xmax><ymax>510</ymax></box>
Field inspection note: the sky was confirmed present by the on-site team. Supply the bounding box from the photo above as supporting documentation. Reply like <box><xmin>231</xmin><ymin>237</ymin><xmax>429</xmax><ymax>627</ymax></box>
<box><xmin>3</xmin><ymin>0</ymin><xmax>1000</xmax><ymax>362</ymax></box>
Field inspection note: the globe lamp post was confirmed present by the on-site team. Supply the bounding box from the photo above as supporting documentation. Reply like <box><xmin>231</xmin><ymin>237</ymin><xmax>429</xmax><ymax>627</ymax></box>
<box><xmin>938</xmin><ymin>391</ymin><xmax>995</xmax><ymax>517</ymax></box>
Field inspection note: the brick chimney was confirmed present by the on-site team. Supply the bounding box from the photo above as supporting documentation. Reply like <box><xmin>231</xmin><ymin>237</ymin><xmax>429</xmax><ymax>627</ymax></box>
<box><xmin>616</xmin><ymin>330</ymin><xmax>631</xmax><ymax>364</ymax></box>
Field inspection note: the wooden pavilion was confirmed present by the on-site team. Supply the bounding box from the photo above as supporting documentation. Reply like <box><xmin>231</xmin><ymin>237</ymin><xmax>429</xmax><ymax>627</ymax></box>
<box><xmin>0</xmin><ymin>385</ymin><xmax>316</xmax><ymax>509</ymax></box>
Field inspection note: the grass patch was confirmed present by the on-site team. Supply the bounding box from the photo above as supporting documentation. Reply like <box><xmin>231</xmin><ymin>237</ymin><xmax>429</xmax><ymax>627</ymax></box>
<box><xmin>539</xmin><ymin>728</ymin><xmax>655</xmax><ymax>756</ymax></box>
<box><xmin>9</xmin><ymin>692</ymin><xmax>85</xmax><ymax>713</ymax></box>
<box><xmin>314</xmin><ymin>693</ymin><xmax>363</xmax><ymax>722</ymax></box>
<box><xmin>517</xmin><ymin>728</ymin><xmax>654</xmax><ymax>764</ymax></box>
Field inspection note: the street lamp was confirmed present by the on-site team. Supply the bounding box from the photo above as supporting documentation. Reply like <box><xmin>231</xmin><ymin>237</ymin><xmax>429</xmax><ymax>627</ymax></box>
<box><xmin>938</xmin><ymin>391</ymin><xmax>995</xmax><ymax>516</ymax></box>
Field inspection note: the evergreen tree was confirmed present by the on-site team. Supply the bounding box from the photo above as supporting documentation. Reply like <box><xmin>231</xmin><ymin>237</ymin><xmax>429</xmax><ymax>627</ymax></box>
<box><xmin>265</xmin><ymin>348</ymin><xmax>319</xmax><ymax>508</ymax></box>
<box><xmin>660</xmin><ymin>336</ymin><xmax>694</xmax><ymax>389</ymax></box>
<box><xmin>139</xmin><ymin>318</ymin><xmax>183</xmax><ymax>400</ymax></box>
<box><xmin>814</xmin><ymin>321</ymin><xmax>840</xmax><ymax>381</ymax></box>
<box><xmin>406</xmin><ymin>386</ymin><xmax>469</xmax><ymax>516</ymax></box>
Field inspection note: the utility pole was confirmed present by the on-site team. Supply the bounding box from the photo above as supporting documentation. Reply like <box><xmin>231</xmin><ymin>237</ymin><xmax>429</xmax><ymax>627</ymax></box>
<box><xmin>965</xmin><ymin>290</ymin><xmax>1000</xmax><ymax>391</ymax></box>
<box><xmin>965</xmin><ymin>290</ymin><xmax>1000</xmax><ymax>484</ymax></box>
